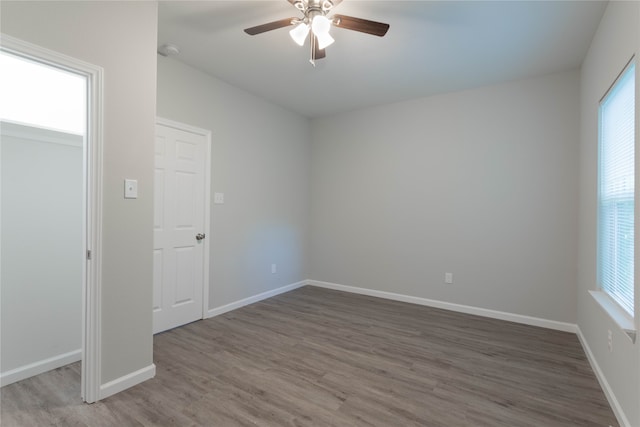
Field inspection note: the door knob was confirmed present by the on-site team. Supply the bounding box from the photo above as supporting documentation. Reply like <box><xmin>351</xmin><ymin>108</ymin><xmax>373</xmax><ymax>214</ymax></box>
<box><xmin>196</xmin><ymin>233</ymin><xmax>206</xmax><ymax>241</ymax></box>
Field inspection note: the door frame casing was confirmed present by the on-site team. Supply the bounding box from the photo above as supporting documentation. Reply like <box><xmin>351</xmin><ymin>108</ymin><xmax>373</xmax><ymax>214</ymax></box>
<box><xmin>155</xmin><ymin>117</ymin><xmax>212</xmax><ymax>320</ymax></box>
<box><xmin>0</xmin><ymin>33</ymin><xmax>104</xmax><ymax>403</ymax></box>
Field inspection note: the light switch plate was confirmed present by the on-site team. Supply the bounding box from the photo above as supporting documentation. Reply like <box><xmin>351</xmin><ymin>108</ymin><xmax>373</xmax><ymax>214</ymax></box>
<box><xmin>124</xmin><ymin>179</ymin><xmax>138</xmax><ymax>199</ymax></box>
<box><xmin>214</xmin><ymin>192</ymin><xmax>224</xmax><ymax>204</ymax></box>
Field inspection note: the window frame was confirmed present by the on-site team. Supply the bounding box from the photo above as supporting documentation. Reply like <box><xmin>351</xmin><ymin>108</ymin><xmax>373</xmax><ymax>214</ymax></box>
<box><xmin>596</xmin><ymin>57</ymin><xmax>636</xmax><ymax>322</ymax></box>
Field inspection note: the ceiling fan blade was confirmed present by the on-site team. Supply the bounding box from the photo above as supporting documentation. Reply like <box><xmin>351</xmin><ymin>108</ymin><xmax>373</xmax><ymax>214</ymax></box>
<box><xmin>244</xmin><ymin>18</ymin><xmax>296</xmax><ymax>35</ymax></box>
<box><xmin>333</xmin><ymin>14</ymin><xmax>389</xmax><ymax>37</ymax></box>
<box><xmin>314</xmin><ymin>35</ymin><xmax>326</xmax><ymax>59</ymax></box>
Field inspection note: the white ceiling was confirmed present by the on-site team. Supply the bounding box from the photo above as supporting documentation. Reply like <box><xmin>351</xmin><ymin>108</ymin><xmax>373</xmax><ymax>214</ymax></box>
<box><xmin>158</xmin><ymin>0</ymin><xmax>607</xmax><ymax>118</ymax></box>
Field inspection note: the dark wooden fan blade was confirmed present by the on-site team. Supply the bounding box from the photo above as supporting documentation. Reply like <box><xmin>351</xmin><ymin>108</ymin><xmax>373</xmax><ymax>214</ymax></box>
<box><xmin>314</xmin><ymin>36</ymin><xmax>326</xmax><ymax>59</ymax></box>
<box><xmin>333</xmin><ymin>14</ymin><xmax>389</xmax><ymax>37</ymax></box>
<box><xmin>244</xmin><ymin>18</ymin><xmax>296</xmax><ymax>35</ymax></box>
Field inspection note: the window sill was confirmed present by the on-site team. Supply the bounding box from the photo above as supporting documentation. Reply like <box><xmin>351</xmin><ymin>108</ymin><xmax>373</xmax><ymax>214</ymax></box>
<box><xmin>589</xmin><ymin>291</ymin><xmax>636</xmax><ymax>343</ymax></box>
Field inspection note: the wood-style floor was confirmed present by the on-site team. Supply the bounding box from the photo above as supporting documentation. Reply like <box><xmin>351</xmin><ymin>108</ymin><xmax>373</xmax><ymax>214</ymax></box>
<box><xmin>1</xmin><ymin>286</ymin><xmax>618</xmax><ymax>426</ymax></box>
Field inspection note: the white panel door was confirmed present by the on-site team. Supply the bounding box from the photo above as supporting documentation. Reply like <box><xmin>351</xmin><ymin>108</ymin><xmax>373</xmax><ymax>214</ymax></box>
<box><xmin>154</xmin><ymin>122</ymin><xmax>208</xmax><ymax>334</ymax></box>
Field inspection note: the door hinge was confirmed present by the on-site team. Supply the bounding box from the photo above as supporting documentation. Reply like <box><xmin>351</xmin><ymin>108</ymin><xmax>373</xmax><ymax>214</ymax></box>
<box><xmin>87</xmin><ymin>250</ymin><xmax>92</xmax><ymax>260</ymax></box>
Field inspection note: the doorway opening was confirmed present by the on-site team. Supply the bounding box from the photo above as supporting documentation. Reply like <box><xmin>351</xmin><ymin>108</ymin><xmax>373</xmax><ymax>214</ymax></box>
<box><xmin>0</xmin><ymin>35</ymin><xmax>103</xmax><ymax>403</ymax></box>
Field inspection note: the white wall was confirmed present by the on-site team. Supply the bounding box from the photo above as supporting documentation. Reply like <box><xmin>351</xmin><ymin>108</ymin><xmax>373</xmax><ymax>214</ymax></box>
<box><xmin>2</xmin><ymin>2</ymin><xmax>634</xmax><ymax>417</ymax></box>
<box><xmin>1</xmin><ymin>123</ymin><xmax>82</xmax><ymax>380</ymax></box>
<box><xmin>156</xmin><ymin>56</ymin><xmax>311</xmax><ymax>311</ymax></box>
<box><xmin>578</xmin><ymin>1</ymin><xmax>640</xmax><ymax>426</ymax></box>
<box><xmin>310</xmin><ymin>70</ymin><xmax>580</xmax><ymax>324</ymax></box>
<box><xmin>1</xmin><ymin>1</ymin><xmax>158</xmax><ymax>386</ymax></box>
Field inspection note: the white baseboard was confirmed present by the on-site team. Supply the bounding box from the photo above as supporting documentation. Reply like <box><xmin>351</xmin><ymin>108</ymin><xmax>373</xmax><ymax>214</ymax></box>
<box><xmin>99</xmin><ymin>364</ymin><xmax>156</xmax><ymax>400</ymax></box>
<box><xmin>576</xmin><ymin>326</ymin><xmax>630</xmax><ymax>427</ymax></box>
<box><xmin>307</xmin><ymin>280</ymin><xmax>578</xmax><ymax>333</ymax></box>
<box><xmin>207</xmin><ymin>280</ymin><xmax>307</xmax><ymax>318</ymax></box>
<box><xmin>0</xmin><ymin>349</ymin><xmax>81</xmax><ymax>387</ymax></box>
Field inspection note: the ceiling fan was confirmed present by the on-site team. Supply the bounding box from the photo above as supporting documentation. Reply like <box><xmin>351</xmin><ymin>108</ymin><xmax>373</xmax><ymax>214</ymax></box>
<box><xmin>244</xmin><ymin>0</ymin><xmax>389</xmax><ymax>66</ymax></box>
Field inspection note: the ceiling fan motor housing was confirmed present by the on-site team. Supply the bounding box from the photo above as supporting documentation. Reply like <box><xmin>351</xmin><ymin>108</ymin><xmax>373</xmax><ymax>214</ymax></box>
<box><xmin>294</xmin><ymin>0</ymin><xmax>335</xmax><ymax>14</ymax></box>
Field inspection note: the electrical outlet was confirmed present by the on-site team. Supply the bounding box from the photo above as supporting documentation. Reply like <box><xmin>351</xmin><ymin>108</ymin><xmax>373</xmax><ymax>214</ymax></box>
<box><xmin>271</xmin><ymin>264</ymin><xmax>277</xmax><ymax>274</ymax></box>
<box><xmin>445</xmin><ymin>272</ymin><xmax>453</xmax><ymax>284</ymax></box>
<box><xmin>607</xmin><ymin>329</ymin><xmax>613</xmax><ymax>352</ymax></box>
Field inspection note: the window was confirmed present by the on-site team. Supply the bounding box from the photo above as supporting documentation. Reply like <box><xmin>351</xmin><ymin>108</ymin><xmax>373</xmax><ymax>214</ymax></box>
<box><xmin>0</xmin><ymin>50</ymin><xmax>85</xmax><ymax>134</ymax></box>
<box><xmin>598</xmin><ymin>61</ymin><xmax>635</xmax><ymax>317</ymax></box>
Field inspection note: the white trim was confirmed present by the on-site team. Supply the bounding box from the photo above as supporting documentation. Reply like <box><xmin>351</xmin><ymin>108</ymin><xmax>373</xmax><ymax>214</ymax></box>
<box><xmin>590</xmin><ymin>290</ymin><xmax>636</xmax><ymax>342</ymax></box>
<box><xmin>98</xmin><ymin>364</ymin><xmax>156</xmax><ymax>401</ymax></box>
<box><xmin>156</xmin><ymin>117</ymin><xmax>210</xmax><ymax>140</ymax></box>
<box><xmin>307</xmin><ymin>280</ymin><xmax>578</xmax><ymax>333</ymax></box>
<box><xmin>0</xmin><ymin>350</ymin><xmax>81</xmax><ymax>387</ymax></box>
<box><xmin>576</xmin><ymin>326</ymin><xmax>631</xmax><ymax>427</ymax></box>
<box><xmin>207</xmin><ymin>280</ymin><xmax>307</xmax><ymax>318</ymax></box>
<box><xmin>155</xmin><ymin>117</ymin><xmax>212</xmax><ymax>318</ymax></box>
<box><xmin>1</xmin><ymin>33</ymin><xmax>104</xmax><ymax>403</ymax></box>
<box><xmin>84</xmin><ymin>52</ymin><xmax>104</xmax><ymax>404</ymax></box>
<box><xmin>0</xmin><ymin>120</ymin><xmax>83</xmax><ymax>147</ymax></box>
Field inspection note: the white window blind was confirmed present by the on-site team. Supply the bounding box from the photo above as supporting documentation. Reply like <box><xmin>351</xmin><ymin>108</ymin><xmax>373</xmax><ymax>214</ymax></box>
<box><xmin>598</xmin><ymin>62</ymin><xmax>635</xmax><ymax>316</ymax></box>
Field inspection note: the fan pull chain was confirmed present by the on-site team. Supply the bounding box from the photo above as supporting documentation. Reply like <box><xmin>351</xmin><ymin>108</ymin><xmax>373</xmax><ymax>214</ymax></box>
<box><xmin>309</xmin><ymin>34</ymin><xmax>316</xmax><ymax>67</ymax></box>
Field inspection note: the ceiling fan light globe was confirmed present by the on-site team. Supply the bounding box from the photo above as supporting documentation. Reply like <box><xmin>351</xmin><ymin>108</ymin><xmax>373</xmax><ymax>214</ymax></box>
<box><xmin>316</xmin><ymin>32</ymin><xmax>335</xmax><ymax>49</ymax></box>
<box><xmin>311</xmin><ymin>15</ymin><xmax>332</xmax><ymax>36</ymax></box>
<box><xmin>289</xmin><ymin>23</ymin><xmax>310</xmax><ymax>46</ymax></box>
